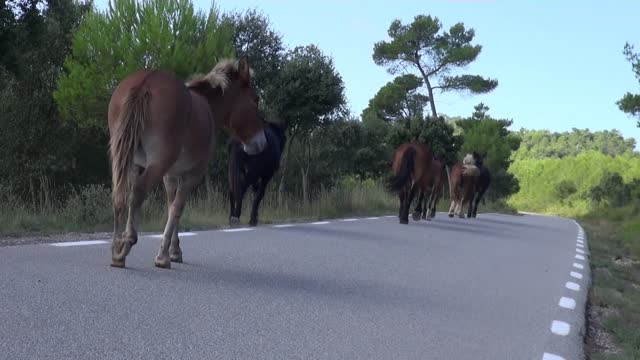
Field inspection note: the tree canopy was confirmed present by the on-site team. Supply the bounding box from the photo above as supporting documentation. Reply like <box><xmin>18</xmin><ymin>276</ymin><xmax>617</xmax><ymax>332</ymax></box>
<box><xmin>372</xmin><ymin>15</ymin><xmax>497</xmax><ymax>117</ymax></box>
<box><xmin>617</xmin><ymin>42</ymin><xmax>640</xmax><ymax>126</ymax></box>
<box><xmin>361</xmin><ymin>74</ymin><xmax>429</xmax><ymax>124</ymax></box>
<box><xmin>512</xmin><ymin>128</ymin><xmax>637</xmax><ymax>160</ymax></box>
<box><xmin>54</xmin><ymin>0</ymin><xmax>235</xmax><ymax>129</ymax></box>
<box><xmin>226</xmin><ymin>8</ymin><xmax>284</xmax><ymax>102</ymax></box>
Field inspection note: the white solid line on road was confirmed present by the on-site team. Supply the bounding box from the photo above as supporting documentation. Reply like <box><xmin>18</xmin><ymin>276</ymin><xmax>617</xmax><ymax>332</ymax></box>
<box><xmin>273</xmin><ymin>224</ymin><xmax>294</xmax><ymax>228</ymax></box>
<box><xmin>566</xmin><ymin>282</ymin><xmax>580</xmax><ymax>291</ymax></box>
<box><xmin>542</xmin><ymin>352</ymin><xmax>566</xmax><ymax>360</ymax></box>
<box><xmin>340</xmin><ymin>219</ymin><xmax>358</xmax><ymax>222</ymax></box>
<box><xmin>573</xmin><ymin>262</ymin><xmax>584</xmax><ymax>270</ymax></box>
<box><xmin>150</xmin><ymin>232</ymin><xmax>197</xmax><ymax>238</ymax></box>
<box><xmin>222</xmin><ymin>228</ymin><xmax>253</xmax><ymax>232</ymax></box>
<box><xmin>550</xmin><ymin>320</ymin><xmax>571</xmax><ymax>336</ymax></box>
<box><xmin>365</xmin><ymin>217</ymin><xmax>380</xmax><ymax>220</ymax></box>
<box><xmin>384</xmin><ymin>215</ymin><xmax>396</xmax><ymax>218</ymax></box>
<box><xmin>50</xmin><ymin>240</ymin><xmax>108</xmax><ymax>247</ymax></box>
<box><xmin>575</xmin><ymin>254</ymin><xmax>586</xmax><ymax>260</ymax></box>
<box><xmin>311</xmin><ymin>221</ymin><xmax>330</xmax><ymax>225</ymax></box>
<box><xmin>559</xmin><ymin>297</ymin><xmax>576</xmax><ymax>310</ymax></box>
<box><xmin>570</xmin><ymin>271</ymin><xmax>583</xmax><ymax>280</ymax></box>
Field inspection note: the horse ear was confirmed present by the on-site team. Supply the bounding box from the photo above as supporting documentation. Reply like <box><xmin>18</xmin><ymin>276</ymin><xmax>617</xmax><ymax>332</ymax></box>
<box><xmin>186</xmin><ymin>79</ymin><xmax>211</xmax><ymax>95</ymax></box>
<box><xmin>238</xmin><ymin>56</ymin><xmax>251</xmax><ymax>83</ymax></box>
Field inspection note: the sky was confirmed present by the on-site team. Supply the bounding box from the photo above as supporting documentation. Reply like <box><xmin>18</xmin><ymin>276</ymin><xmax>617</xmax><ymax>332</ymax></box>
<box><xmin>94</xmin><ymin>0</ymin><xmax>640</xmax><ymax>145</ymax></box>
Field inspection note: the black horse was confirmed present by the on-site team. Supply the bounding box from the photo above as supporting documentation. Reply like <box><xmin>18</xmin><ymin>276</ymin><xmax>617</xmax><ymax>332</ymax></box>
<box><xmin>469</xmin><ymin>151</ymin><xmax>491</xmax><ymax>218</ymax></box>
<box><xmin>228</xmin><ymin>120</ymin><xmax>286</xmax><ymax>227</ymax></box>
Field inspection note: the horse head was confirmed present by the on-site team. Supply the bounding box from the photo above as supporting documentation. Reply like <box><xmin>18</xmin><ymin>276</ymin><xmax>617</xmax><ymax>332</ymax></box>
<box><xmin>472</xmin><ymin>151</ymin><xmax>487</xmax><ymax>167</ymax></box>
<box><xmin>187</xmin><ymin>56</ymin><xmax>266</xmax><ymax>155</ymax></box>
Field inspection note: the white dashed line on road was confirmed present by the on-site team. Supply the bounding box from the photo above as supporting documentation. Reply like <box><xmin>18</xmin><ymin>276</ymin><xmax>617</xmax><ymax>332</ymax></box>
<box><xmin>550</xmin><ymin>320</ymin><xmax>571</xmax><ymax>336</ymax></box>
<box><xmin>570</xmin><ymin>271</ymin><xmax>583</xmax><ymax>280</ymax></box>
<box><xmin>222</xmin><ymin>228</ymin><xmax>253</xmax><ymax>232</ymax></box>
<box><xmin>150</xmin><ymin>232</ymin><xmax>197</xmax><ymax>238</ymax></box>
<box><xmin>566</xmin><ymin>282</ymin><xmax>580</xmax><ymax>291</ymax></box>
<box><xmin>50</xmin><ymin>240</ymin><xmax>108</xmax><ymax>247</ymax></box>
<box><xmin>558</xmin><ymin>297</ymin><xmax>576</xmax><ymax>310</ymax></box>
<box><xmin>542</xmin><ymin>352</ymin><xmax>565</xmax><ymax>360</ymax></box>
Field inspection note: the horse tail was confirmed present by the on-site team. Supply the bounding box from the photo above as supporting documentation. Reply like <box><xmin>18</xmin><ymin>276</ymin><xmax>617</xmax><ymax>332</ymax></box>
<box><xmin>109</xmin><ymin>87</ymin><xmax>149</xmax><ymax>210</ymax></box>
<box><xmin>387</xmin><ymin>147</ymin><xmax>416</xmax><ymax>194</ymax></box>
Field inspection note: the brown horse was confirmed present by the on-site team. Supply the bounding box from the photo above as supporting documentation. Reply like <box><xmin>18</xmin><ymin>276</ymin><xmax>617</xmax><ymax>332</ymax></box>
<box><xmin>448</xmin><ymin>154</ymin><xmax>481</xmax><ymax>218</ymax></box>
<box><xmin>108</xmin><ymin>57</ymin><xmax>264</xmax><ymax>269</ymax></box>
<box><xmin>387</xmin><ymin>142</ymin><xmax>433</xmax><ymax>224</ymax></box>
<box><xmin>413</xmin><ymin>157</ymin><xmax>447</xmax><ymax>221</ymax></box>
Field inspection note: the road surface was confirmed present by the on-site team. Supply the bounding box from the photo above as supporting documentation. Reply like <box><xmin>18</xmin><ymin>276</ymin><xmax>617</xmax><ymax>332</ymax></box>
<box><xmin>0</xmin><ymin>212</ymin><xmax>589</xmax><ymax>360</ymax></box>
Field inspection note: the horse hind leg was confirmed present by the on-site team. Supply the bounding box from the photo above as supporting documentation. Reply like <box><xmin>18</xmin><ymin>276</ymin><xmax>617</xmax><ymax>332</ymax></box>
<box><xmin>112</xmin><ymin>165</ymin><xmax>159</xmax><ymax>268</ymax></box>
<box><xmin>155</xmin><ymin>166</ymin><xmax>204</xmax><ymax>269</ymax></box>
<box><xmin>412</xmin><ymin>190</ymin><xmax>424</xmax><ymax>221</ymax></box>
<box><xmin>448</xmin><ymin>197</ymin><xmax>456</xmax><ymax>218</ymax></box>
<box><xmin>164</xmin><ymin>175</ymin><xmax>183</xmax><ymax>263</ymax></box>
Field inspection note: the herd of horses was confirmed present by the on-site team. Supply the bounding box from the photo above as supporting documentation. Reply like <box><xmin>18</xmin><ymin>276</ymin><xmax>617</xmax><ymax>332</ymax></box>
<box><xmin>106</xmin><ymin>57</ymin><xmax>490</xmax><ymax>269</ymax></box>
<box><xmin>387</xmin><ymin>143</ymin><xmax>491</xmax><ymax>225</ymax></box>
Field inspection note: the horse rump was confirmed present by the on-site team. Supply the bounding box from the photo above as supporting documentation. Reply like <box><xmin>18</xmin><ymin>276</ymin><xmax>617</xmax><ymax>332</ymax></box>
<box><xmin>387</xmin><ymin>146</ymin><xmax>416</xmax><ymax>194</ymax></box>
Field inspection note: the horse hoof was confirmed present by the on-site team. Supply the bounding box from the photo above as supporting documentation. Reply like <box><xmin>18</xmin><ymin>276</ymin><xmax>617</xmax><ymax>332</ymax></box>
<box><xmin>426</xmin><ymin>217</ymin><xmax>432</xmax><ymax>221</ymax></box>
<box><xmin>448</xmin><ymin>213</ymin><xmax>454</xmax><ymax>218</ymax></box>
<box><xmin>400</xmin><ymin>218</ymin><xmax>409</xmax><ymax>225</ymax></box>
<box><xmin>154</xmin><ymin>256</ymin><xmax>172</xmax><ymax>269</ymax></box>
<box><xmin>249</xmin><ymin>219</ymin><xmax>258</xmax><ymax>227</ymax></box>
<box><xmin>229</xmin><ymin>217</ymin><xmax>240</xmax><ymax>226</ymax></box>
<box><xmin>170</xmin><ymin>254</ymin><xmax>183</xmax><ymax>263</ymax></box>
<box><xmin>110</xmin><ymin>259</ymin><xmax>126</xmax><ymax>268</ymax></box>
<box><xmin>412</xmin><ymin>212</ymin><xmax>421</xmax><ymax>221</ymax></box>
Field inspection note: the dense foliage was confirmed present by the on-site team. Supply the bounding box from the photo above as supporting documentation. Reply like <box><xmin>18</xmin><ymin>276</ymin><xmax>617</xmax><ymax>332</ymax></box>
<box><xmin>1</xmin><ymin>1</ymin><xmax>638</xmax><ymax>225</ymax></box>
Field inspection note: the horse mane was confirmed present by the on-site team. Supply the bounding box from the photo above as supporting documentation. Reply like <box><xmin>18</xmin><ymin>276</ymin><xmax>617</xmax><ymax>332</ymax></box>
<box><xmin>461</xmin><ymin>154</ymin><xmax>480</xmax><ymax>176</ymax></box>
<box><xmin>186</xmin><ymin>58</ymin><xmax>254</xmax><ymax>92</ymax></box>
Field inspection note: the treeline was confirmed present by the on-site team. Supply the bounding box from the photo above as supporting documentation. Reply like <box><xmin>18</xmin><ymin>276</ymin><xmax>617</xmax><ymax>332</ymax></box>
<box><xmin>512</xmin><ymin>128</ymin><xmax>636</xmax><ymax>160</ymax></box>
<box><xmin>2</xmin><ymin>0</ymin><xmax>638</xmax><ymax>222</ymax></box>
<box><xmin>0</xmin><ymin>0</ymin><xmax>522</xmax><ymax>210</ymax></box>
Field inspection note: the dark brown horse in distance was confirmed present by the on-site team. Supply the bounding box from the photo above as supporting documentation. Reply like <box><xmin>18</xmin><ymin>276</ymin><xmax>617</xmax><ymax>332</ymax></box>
<box><xmin>387</xmin><ymin>142</ymin><xmax>433</xmax><ymax>224</ymax></box>
<box><xmin>448</xmin><ymin>154</ymin><xmax>481</xmax><ymax>218</ymax></box>
<box><xmin>108</xmin><ymin>57</ymin><xmax>264</xmax><ymax>269</ymax></box>
<box><xmin>413</xmin><ymin>157</ymin><xmax>447</xmax><ymax>221</ymax></box>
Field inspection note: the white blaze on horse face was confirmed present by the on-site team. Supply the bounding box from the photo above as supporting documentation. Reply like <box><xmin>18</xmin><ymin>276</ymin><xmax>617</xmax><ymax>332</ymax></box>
<box><xmin>243</xmin><ymin>129</ymin><xmax>267</xmax><ymax>155</ymax></box>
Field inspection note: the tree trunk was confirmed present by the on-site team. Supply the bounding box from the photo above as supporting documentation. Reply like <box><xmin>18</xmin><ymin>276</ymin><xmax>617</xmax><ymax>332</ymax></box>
<box><xmin>301</xmin><ymin>167</ymin><xmax>308</xmax><ymax>205</ymax></box>
<box><xmin>423</xmin><ymin>76</ymin><xmax>438</xmax><ymax>118</ymax></box>
<box><xmin>277</xmin><ymin>131</ymin><xmax>295</xmax><ymax>204</ymax></box>
<box><xmin>415</xmin><ymin>60</ymin><xmax>438</xmax><ymax>118</ymax></box>
<box><xmin>444</xmin><ymin>164</ymin><xmax>452</xmax><ymax>200</ymax></box>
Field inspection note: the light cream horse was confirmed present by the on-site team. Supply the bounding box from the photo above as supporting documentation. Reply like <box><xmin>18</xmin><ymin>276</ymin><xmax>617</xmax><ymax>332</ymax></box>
<box><xmin>448</xmin><ymin>154</ymin><xmax>481</xmax><ymax>218</ymax></box>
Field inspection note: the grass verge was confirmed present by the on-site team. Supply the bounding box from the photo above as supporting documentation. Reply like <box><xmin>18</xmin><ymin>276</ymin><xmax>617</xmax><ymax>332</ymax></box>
<box><xmin>0</xmin><ymin>181</ymin><xmax>399</xmax><ymax>238</ymax></box>
<box><xmin>579</xmin><ymin>206</ymin><xmax>640</xmax><ymax>359</ymax></box>
<box><xmin>0</xmin><ymin>180</ymin><xmax>516</xmax><ymax>239</ymax></box>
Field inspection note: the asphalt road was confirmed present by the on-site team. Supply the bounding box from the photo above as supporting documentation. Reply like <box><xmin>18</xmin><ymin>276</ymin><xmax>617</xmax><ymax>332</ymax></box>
<box><xmin>0</xmin><ymin>212</ymin><xmax>589</xmax><ymax>360</ymax></box>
